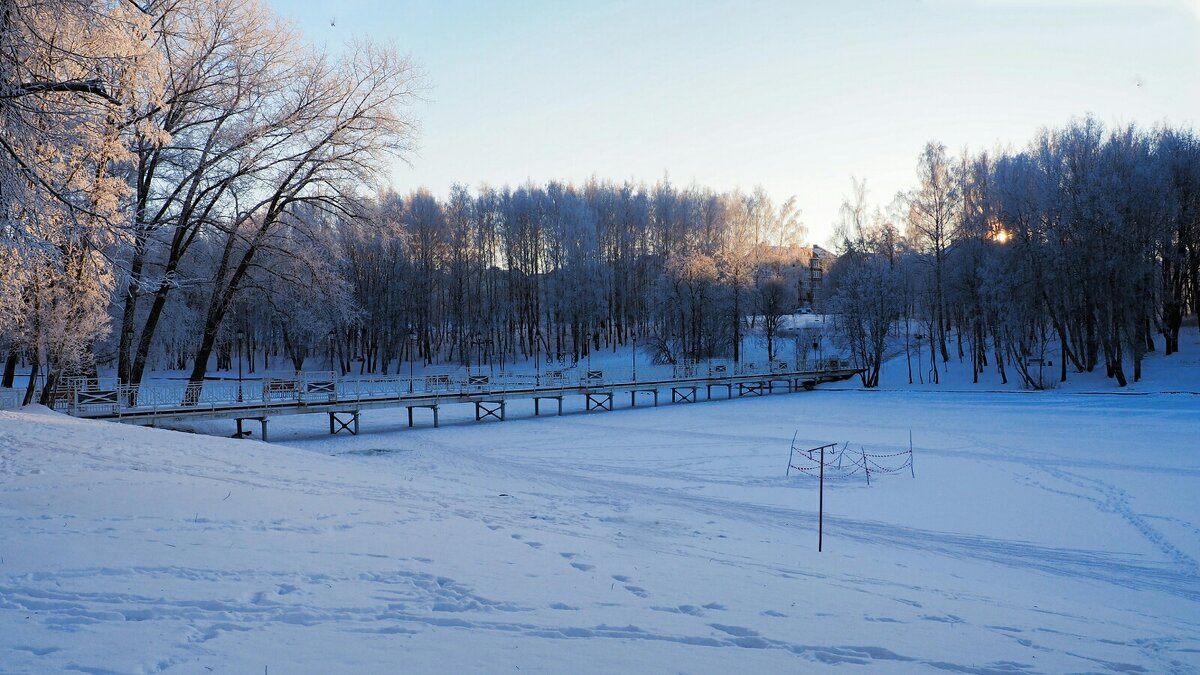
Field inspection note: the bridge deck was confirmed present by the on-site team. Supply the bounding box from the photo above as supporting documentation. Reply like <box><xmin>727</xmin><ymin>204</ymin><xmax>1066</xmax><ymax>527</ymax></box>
<box><xmin>54</xmin><ymin>363</ymin><xmax>861</xmax><ymax>438</ymax></box>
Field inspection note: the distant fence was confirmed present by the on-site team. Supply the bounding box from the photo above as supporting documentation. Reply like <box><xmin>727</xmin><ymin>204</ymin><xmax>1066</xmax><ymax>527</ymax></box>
<box><xmin>0</xmin><ymin>389</ymin><xmax>21</xmax><ymax>410</ymax></box>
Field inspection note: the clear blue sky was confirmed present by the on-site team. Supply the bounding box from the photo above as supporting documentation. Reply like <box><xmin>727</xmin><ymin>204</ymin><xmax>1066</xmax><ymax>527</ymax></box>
<box><xmin>270</xmin><ymin>0</ymin><xmax>1200</xmax><ymax>245</ymax></box>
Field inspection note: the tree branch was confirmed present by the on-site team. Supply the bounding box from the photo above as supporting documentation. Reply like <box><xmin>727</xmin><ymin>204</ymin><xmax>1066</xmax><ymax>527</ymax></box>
<box><xmin>6</xmin><ymin>79</ymin><xmax>121</xmax><ymax>105</ymax></box>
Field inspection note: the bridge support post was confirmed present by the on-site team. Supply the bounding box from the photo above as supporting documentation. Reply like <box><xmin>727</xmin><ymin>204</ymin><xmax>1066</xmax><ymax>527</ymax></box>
<box><xmin>586</xmin><ymin>392</ymin><xmax>613</xmax><ymax>412</ymax></box>
<box><xmin>258</xmin><ymin>417</ymin><xmax>269</xmax><ymax>442</ymax></box>
<box><xmin>474</xmin><ymin>401</ymin><xmax>506</xmax><ymax>422</ymax></box>
<box><xmin>671</xmin><ymin>386</ymin><xmax>696</xmax><ymax>403</ymax></box>
<box><xmin>534</xmin><ymin>396</ymin><xmax>562</xmax><ymax>416</ymax></box>
<box><xmin>709</xmin><ymin>383</ymin><xmax>732</xmax><ymax>399</ymax></box>
<box><xmin>629</xmin><ymin>389</ymin><xmax>659</xmax><ymax>407</ymax></box>
<box><xmin>329</xmin><ymin>411</ymin><xmax>360</xmax><ymax>436</ymax></box>
<box><xmin>737</xmin><ymin>382</ymin><xmax>767</xmax><ymax>397</ymax></box>
<box><xmin>405</xmin><ymin>405</ymin><xmax>438</xmax><ymax>428</ymax></box>
<box><xmin>236</xmin><ymin>418</ymin><xmax>244</xmax><ymax>438</ymax></box>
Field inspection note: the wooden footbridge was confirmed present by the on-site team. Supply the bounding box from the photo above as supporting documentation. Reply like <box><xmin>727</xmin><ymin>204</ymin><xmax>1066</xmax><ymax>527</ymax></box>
<box><xmin>47</xmin><ymin>359</ymin><xmax>860</xmax><ymax>441</ymax></box>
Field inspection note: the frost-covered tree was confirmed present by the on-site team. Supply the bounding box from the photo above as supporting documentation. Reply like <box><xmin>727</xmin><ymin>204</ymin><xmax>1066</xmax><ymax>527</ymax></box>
<box><xmin>904</xmin><ymin>142</ymin><xmax>961</xmax><ymax>364</ymax></box>
<box><xmin>1</xmin><ymin>0</ymin><xmax>159</xmax><ymax>400</ymax></box>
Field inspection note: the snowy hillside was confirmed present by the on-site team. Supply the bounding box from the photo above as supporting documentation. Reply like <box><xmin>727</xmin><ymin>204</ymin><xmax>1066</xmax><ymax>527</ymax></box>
<box><xmin>1</xmin><ymin>389</ymin><xmax>1198</xmax><ymax>673</ymax></box>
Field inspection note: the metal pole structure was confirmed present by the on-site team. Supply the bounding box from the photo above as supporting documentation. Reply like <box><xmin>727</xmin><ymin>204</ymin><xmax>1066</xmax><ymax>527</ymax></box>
<box><xmin>631</xmin><ymin>331</ymin><xmax>637</xmax><ymax>382</ymax></box>
<box><xmin>909</xmin><ymin>429</ymin><xmax>915</xmax><ymax>478</ymax></box>
<box><xmin>237</xmin><ymin>329</ymin><xmax>244</xmax><ymax>403</ymax></box>
<box><xmin>786</xmin><ymin>431</ymin><xmax>797</xmax><ymax>476</ymax></box>
<box><xmin>819</xmin><ymin>443</ymin><xmax>825</xmax><ymax>552</ymax></box>
<box><xmin>475</xmin><ymin>333</ymin><xmax>483</xmax><ymax>376</ymax></box>
<box><xmin>534</xmin><ymin>329</ymin><xmax>541</xmax><ymax>386</ymax></box>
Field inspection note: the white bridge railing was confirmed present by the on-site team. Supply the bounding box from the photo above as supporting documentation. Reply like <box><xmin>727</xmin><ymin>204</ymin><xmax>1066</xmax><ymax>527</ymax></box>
<box><xmin>61</xmin><ymin>358</ymin><xmax>850</xmax><ymax>418</ymax></box>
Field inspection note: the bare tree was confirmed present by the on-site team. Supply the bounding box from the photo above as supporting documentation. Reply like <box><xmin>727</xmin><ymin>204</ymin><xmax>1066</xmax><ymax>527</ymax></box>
<box><xmin>182</xmin><ymin>41</ymin><xmax>422</xmax><ymax>393</ymax></box>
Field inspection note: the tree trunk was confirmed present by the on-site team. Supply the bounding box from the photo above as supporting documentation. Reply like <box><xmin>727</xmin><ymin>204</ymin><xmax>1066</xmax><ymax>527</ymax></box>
<box><xmin>37</xmin><ymin>369</ymin><xmax>60</xmax><ymax>407</ymax></box>
<box><xmin>904</xmin><ymin>313</ymin><xmax>913</xmax><ymax>385</ymax></box>
<box><xmin>22</xmin><ymin>350</ymin><xmax>39</xmax><ymax>406</ymax></box>
<box><xmin>2</xmin><ymin>349</ymin><xmax>17</xmax><ymax>389</ymax></box>
<box><xmin>928</xmin><ymin>331</ymin><xmax>939</xmax><ymax>384</ymax></box>
<box><xmin>1057</xmin><ymin>323</ymin><xmax>1069</xmax><ymax>383</ymax></box>
<box><xmin>116</xmin><ymin>241</ymin><xmax>146</xmax><ymax>385</ymax></box>
<box><xmin>993</xmin><ymin>330</ymin><xmax>1008</xmax><ymax>385</ymax></box>
<box><xmin>1107</xmin><ymin>314</ymin><xmax>1128</xmax><ymax>387</ymax></box>
<box><xmin>129</xmin><ymin>275</ymin><xmax>176</xmax><ymax>387</ymax></box>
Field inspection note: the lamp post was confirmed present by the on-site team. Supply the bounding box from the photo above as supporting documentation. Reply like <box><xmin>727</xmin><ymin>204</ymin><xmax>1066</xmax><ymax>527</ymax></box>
<box><xmin>236</xmin><ymin>329</ymin><xmax>245</xmax><ymax>403</ymax></box>
<box><xmin>631</xmin><ymin>330</ymin><xmax>637</xmax><ymax>382</ymax></box>
<box><xmin>327</xmin><ymin>329</ymin><xmax>336</xmax><ymax>372</ymax></box>
<box><xmin>489</xmin><ymin>329</ymin><xmax>497</xmax><ymax>377</ymax></box>
<box><xmin>534</xmin><ymin>328</ymin><xmax>542</xmax><ymax>386</ymax></box>
<box><xmin>408</xmin><ymin>326</ymin><xmax>416</xmax><ymax>393</ymax></box>
<box><xmin>473</xmin><ymin>331</ymin><xmax>483</xmax><ymax>376</ymax></box>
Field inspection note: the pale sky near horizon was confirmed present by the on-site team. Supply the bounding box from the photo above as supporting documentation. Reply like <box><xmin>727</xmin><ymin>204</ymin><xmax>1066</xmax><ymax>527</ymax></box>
<box><xmin>269</xmin><ymin>0</ymin><xmax>1200</xmax><ymax>246</ymax></box>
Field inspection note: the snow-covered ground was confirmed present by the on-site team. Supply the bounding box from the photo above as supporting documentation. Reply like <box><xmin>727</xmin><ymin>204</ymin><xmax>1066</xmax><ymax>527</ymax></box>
<box><xmin>1</xmin><ymin>371</ymin><xmax>1198</xmax><ymax>672</ymax></box>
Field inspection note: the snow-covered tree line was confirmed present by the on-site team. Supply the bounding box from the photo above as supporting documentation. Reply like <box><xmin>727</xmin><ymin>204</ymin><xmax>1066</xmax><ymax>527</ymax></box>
<box><xmin>1</xmin><ymin>0</ymin><xmax>422</xmax><ymax>402</ymax></box>
<box><xmin>321</xmin><ymin>182</ymin><xmax>810</xmax><ymax>376</ymax></box>
<box><xmin>826</xmin><ymin>118</ymin><xmax>1200</xmax><ymax>388</ymax></box>
<box><xmin>76</xmin><ymin>179</ymin><xmax>813</xmax><ymax>382</ymax></box>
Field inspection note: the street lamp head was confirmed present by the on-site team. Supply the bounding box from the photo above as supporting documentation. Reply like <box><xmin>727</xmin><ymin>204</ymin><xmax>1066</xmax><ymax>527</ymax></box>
<box><xmin>237</xmin><ymin>329</ymin><xmax>244</xmax><ymax>340</ymax></box>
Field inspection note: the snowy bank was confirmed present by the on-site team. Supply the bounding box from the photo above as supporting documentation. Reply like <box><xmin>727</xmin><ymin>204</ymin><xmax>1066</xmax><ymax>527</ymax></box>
<box><xmin>0</xmin><ymin>389</ymin><xmax>1197</xmax><ymax>673</ymax></box>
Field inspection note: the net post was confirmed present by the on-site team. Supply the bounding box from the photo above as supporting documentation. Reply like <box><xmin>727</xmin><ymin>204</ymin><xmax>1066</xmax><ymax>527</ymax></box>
<box><xmin>787</xmin><ymin>431</ymin><xmax>797</xmax><ymax>476</ymax></box>
<box><xmin>818</xmin><ymin>443</ymin><xmax>825</xmax><ymax>552</ymax></box>
<box><xmin>909</xmin><ymin>429</ymin><xmax>915</xmax><ymax>478</ymax></box>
